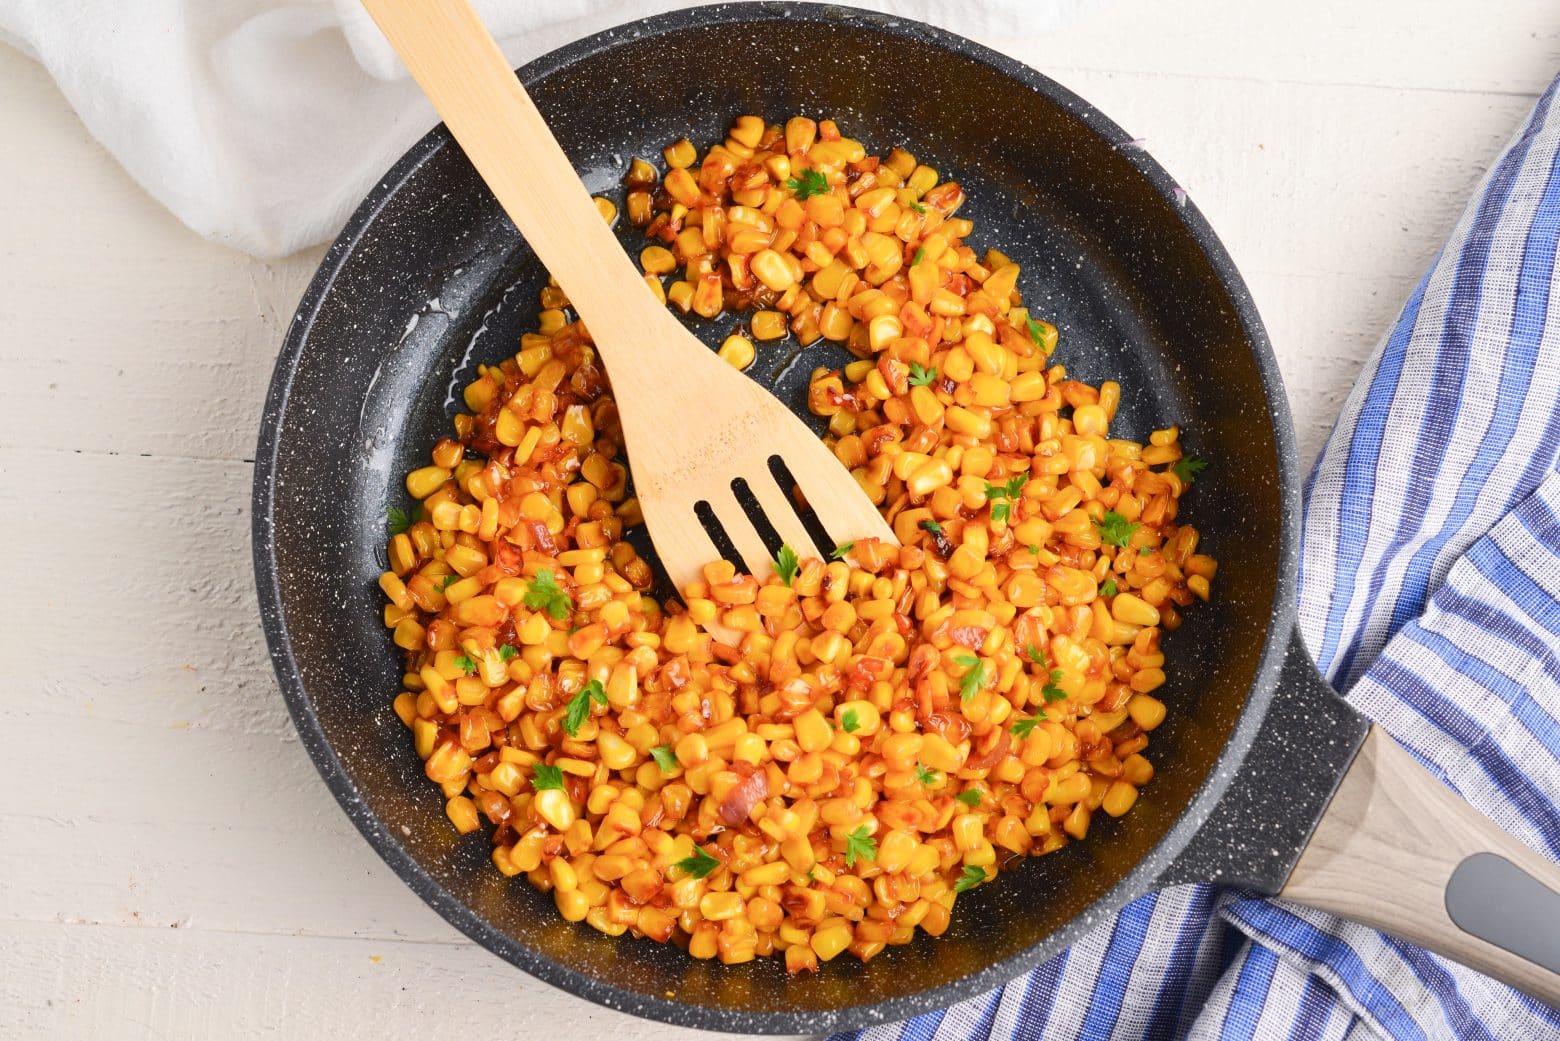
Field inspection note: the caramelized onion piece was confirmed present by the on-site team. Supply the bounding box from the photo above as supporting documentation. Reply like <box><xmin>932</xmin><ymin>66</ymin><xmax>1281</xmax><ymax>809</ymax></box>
<box><xmin>718</xmin><ymin>769</ymin><xmax>769</xmax><ymax>827</ymax></box>
<box><xmin>965</xmin><ymin>730</ymin><xmax>1012</xmax><ymax>773</ymax></box>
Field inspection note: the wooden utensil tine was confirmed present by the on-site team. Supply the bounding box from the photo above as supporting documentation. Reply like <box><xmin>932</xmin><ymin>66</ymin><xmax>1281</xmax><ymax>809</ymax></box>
<box><xmin>704</xmin><ymin>483</ymin><xmax>777</xmax><ymax>581</ymax></box>
<box><xmin>740</xmin><ymin>467</ymin><xmax>825</xmax><ymax>558</ymax></box>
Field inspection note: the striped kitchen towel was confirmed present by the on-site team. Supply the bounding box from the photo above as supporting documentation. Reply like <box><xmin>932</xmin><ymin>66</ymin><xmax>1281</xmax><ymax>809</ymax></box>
<box><xmin>835</xmin><ymin>69</ymin><xmax>1560</xmax><ymax>1041</ymax></box>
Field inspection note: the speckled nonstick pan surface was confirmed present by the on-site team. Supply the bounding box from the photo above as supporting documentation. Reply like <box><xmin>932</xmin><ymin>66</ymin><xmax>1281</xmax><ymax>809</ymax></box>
<box><xmin>252</xmin><ymin>3</ymin><xmax>1369</xmax><ymax>1033</ymax></box>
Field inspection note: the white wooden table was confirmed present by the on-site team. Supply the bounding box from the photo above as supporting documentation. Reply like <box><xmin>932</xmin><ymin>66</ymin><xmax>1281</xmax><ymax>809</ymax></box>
<box><xmin>4</xmin><ymin>2</ymin><xmax>1557</xmax><ymax>1038</ymax></box>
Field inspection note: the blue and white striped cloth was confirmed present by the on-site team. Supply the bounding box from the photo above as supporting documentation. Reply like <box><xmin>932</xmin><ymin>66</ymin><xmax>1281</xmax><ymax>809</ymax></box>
<box><xmin>835</xmin><ymin>71</ymin><xmax>1560</xmax><ymax>1041</ymax></box>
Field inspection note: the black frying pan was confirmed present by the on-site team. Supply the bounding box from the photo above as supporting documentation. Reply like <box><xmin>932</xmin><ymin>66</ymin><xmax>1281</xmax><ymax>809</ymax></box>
<box><xmin>252</xmin><ymin>4</ymin><xmax>1560</xmax><ymax>1032</ymax></box>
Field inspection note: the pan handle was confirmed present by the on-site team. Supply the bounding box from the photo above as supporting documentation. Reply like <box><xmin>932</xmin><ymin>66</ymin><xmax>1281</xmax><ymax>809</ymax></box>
<box><xmin>1281</xmin><ymin>724</ymin><xmax>1560</xmax><ymax>1004</ymax></box>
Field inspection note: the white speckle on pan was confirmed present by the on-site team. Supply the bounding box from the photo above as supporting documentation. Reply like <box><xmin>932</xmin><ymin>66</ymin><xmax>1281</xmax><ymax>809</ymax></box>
<box><xmin>397</xmin><ymin>311</ymin><xmax>420</xmax><ymax>345</ymax></box>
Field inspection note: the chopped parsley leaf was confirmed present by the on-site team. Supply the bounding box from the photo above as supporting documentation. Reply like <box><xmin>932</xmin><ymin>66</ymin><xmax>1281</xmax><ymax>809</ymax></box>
<box><xmin>773</xmin><ymin>544</ymin><xmax>801</xmax><ymax>586</ymax></box>
<box><xmin>844</xmin><ymin>825</ymin><xmax>878</xmax><ymax>867</ymax></box>
<box><xmin>954</xmin><ymin>654</ymin><xmax>987</xmax><ymax>702</ymax></box>
<box><xmin>908</xmin><ymin>362</ymin><xmax>938</xmax><ymax>387</ymax></box>
<box><xmin>523</xmin><ymin>569</ymin><xmax>573</xmax><ymax>620</ymax></box>
<box><xmin>1026</xmin><ymin>316</ymin><xmax>1056</xmax><ymax>351</ymax></box>
<box><xmin>785</xmin><ymin>168</ymin><xmax>830</xmax><ymax>200</ymax></box>
<box><xmin>841</xmin><ymin>708</ymin><xmax>861</xmax><ymax>734</ymax></box>
<box><xmin>983</xmin><ymin>472</ymin><xmax>1028</xmax><ymax>523</ymax></box>
<box><xmin>1172</xmin><ymin>456</ymin><xmax>1208</xmax><ymax>485</ymax></box>
<box><xmin>1099</xmin><ymin>511</ymin><xmax>1140</xmax><ymax>548</ymax></box>
<box><xmin>387</xmin><ymin>506</ymin><xmax>411</xmax><ymax>535</ymax></box>
<box><xmin>649</xmin><ymin>745</ymin><xmax>679</xmax><ymax>772</ymax></box>
<box><xmin>1011</xmin><ymin>714</ymin><xmax>1043</xmax><ymax>738</ymax></box>
<box><xmin>531</xmin><ymin>763</ymin><xmax>564</xmax><ymax>791</ymax></box>
<box><xmin>674</xmin><ymin>845</ymin><xmax>720</xmax><ymax>879</ymax></box>
<box><xmin>1042</xmin><ymin>670</ymin><xmax>1067</xmax><ymax>703</ymax></box>
<box><xmin>561</xmin><ymin>679</ymin><xmax>608</xmax><ymax>737</ymax></box>
<box><xmin>954</xmin><ymin>864</ymin><xmax>987</xmax><ymax>893</ymax></box>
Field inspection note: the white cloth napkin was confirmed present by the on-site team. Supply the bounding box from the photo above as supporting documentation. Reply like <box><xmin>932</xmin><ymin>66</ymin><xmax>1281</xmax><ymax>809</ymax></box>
<box><xmin>0</xmin><ymin>0</ymin><xmax>1080</xmax><ymax>258</ymax></box>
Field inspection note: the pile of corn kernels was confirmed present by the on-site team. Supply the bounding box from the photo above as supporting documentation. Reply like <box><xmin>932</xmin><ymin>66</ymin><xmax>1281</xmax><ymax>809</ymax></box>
<box><xmin>378</xmin><ymin>115</ymin><xmax>1216</xmax><ymax>972</ymax></box>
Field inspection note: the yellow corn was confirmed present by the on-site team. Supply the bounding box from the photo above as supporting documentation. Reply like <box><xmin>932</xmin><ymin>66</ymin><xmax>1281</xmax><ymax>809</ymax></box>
<box><xmin>640</xmin><ymin>245</ymin><xmax>676</xmax><ymax>275</ymax></box>
<box><xmin>1128</xmin><ymin>695</ymin><xmax>1167</xmax><ymax>731</ymax></box>
<box><xmin>377</xmin><ymin>114</ymin><xmax>1218</xmax><ymax>974</ymax></box>
<box><xmin>405</xmin><ymin>466</ymin><xmax>449</xmax><ymax>499</ymax></box>
<box><xmin>751</xmin><ymin>310</ymin><xmax>788</xmax><ymax>340</ymax></box>
<box><xmin>719</xmin><ymin>335</ymin><xmax>756</xmax><ymax>370</ymax></box>
<box><xmin>663</xmin><ymin>137</ymin><xmax>696</xmax><ymax>169</ymax></box>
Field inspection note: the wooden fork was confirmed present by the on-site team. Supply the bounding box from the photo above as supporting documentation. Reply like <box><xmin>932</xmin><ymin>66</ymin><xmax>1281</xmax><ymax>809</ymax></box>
<box><xmin>362</xmin><ymin>0</ymin><xmax>896</xmax><ymax>597</ymax></box>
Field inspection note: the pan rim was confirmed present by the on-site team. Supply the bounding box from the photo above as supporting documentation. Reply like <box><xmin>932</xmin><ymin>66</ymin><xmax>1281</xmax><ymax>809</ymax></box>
<box><xmin>251</xmin><ymin>2</ymin><xmax>1300</xmax><ymax>1032</ymax></box>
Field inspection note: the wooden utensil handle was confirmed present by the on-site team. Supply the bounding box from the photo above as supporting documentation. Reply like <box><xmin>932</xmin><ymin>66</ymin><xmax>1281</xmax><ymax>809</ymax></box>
<box><xmin>359</xmin><ymin>0</ymin><xmax>701</xmax><ymax>374</ymax></box>
<box><xmin>1282</xmin><ymin>725</ymin><xmax>1560</xmax><ymax>1004</ymax></box>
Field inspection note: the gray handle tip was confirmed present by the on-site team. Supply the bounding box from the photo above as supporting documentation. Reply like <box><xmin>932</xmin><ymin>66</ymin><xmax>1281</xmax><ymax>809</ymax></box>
<box><xmin>1445</xmin><ymin>852</ymin><xmax>1560</xmax><ymax>974</ymax></box>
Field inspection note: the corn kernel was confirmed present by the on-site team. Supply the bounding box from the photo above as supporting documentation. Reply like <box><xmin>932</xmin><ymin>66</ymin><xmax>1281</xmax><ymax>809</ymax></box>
<box><xmin>751</xmin><ymin>310</ymin><xmax>788</xmax><ymax>340</ymax></box>
<box><xmin>719</xmin><ymin>334</ymin><xmax>756</xmax><ymax>370</ymax></box>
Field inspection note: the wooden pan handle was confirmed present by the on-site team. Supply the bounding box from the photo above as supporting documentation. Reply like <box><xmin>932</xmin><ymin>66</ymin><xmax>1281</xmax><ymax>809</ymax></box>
<box><xmin>1282</xmin><ymin>725</ymin><xmax>1560</xmax><ymax>1004</ymax></box>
